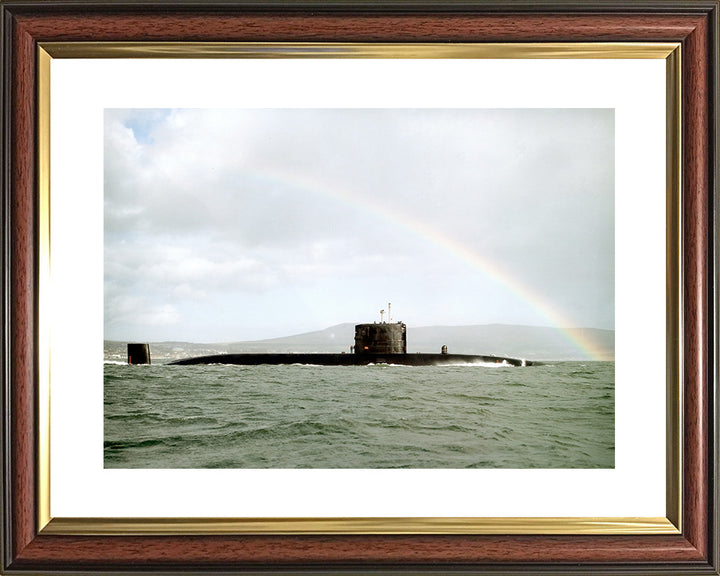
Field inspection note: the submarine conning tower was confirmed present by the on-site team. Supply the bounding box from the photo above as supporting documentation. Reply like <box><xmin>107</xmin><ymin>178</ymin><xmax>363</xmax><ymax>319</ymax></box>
<box><xmin>354</xmin><ymin>303</ymin><xmax>407</xmax><ymax>356</ymax></box>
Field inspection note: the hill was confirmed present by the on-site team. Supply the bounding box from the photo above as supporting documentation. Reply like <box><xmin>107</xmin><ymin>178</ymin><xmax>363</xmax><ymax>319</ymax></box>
<box><xmin>105</xmin><ymin>323</ymin><xmax>614</xmax><ymax>362</ymax></box>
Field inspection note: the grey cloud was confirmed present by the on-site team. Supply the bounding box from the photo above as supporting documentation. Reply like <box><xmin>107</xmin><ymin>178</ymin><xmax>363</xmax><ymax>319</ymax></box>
<box><xmin>104</xmin><ymin>108</ymin><xmax>614</xmax><ymax>341</ymax></box>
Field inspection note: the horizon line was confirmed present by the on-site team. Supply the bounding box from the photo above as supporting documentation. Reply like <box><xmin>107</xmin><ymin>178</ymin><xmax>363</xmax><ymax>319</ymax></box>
<box><xmin>105</xmin><ymin>320</ymin><xmax>615</xmax><ymax>346</ymax></box>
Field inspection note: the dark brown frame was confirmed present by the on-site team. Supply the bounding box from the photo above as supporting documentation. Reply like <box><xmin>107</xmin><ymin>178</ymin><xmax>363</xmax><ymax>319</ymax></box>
<box><xmin>1</xmin><ymin>1</ymin><xmax>717</xmax><ymax>574</ymax></box>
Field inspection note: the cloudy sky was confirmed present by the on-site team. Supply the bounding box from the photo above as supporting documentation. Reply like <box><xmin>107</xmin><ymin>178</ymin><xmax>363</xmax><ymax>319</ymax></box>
<box><xmin>104</xmin><ymin>108</ymin><xmax>614</xmax><ymax>343</ymax></box>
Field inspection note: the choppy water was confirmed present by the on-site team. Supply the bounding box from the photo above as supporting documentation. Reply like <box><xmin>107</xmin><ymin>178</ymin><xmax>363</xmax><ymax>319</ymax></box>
<box><xmin>104</xmin><ymin>362</ymin><xmax>614</xmax><ymax>468</ymax></box>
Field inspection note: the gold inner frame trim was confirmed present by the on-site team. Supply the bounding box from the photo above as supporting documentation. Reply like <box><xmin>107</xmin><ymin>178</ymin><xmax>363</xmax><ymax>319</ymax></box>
<box><xmin>37</xmin><ymin>46</ymin><xmax>52</xmax><ymax>534</ymax></box>
<box><xmin>42</xmin><ymin>516</ymin><xmax>678</xmax><ymax>536</ymax></box>
<box><xmin>36</xmin><ymin>41</ymin><xmax>683</xmax><ymax>537</ymax></box>
<box><xmin>665</xmin><ymin>45</ymin><xmax>683</xmax><ymax>532</ymax></box>
<box><xmin>41</xmin><ymin>41</ymin><xmax>679</xmax><ymax>59</ymax></box>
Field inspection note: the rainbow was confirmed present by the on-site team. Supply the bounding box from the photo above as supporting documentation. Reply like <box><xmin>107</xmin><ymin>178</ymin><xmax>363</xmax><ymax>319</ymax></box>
<box><xmin>246</xmin><ymin>167</ymin><xmax>609</xmax><ymax>361</ymax></box>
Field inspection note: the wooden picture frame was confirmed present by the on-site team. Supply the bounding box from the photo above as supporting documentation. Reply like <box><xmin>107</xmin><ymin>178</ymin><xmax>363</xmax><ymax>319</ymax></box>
<box><xmin>1</xmin><ymin>1</ymin><xmax>717</xmax><ymax>573</ymax></box>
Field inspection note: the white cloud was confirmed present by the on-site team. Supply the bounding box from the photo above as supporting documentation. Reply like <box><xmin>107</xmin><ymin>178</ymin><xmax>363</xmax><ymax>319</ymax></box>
<box><xmin>143</xmin><ymin>304</ymin><xmax>181</xmax><ymax>326</ymax></box>
<box><xmin>104</xmin><ymin>295</ymin><xmax>180</xmax><ymax>329</ymax></box>
<box><xmin>104</xmin><ymin>108</ymin><xmax>615</xmax><ymax>341</ymax></box>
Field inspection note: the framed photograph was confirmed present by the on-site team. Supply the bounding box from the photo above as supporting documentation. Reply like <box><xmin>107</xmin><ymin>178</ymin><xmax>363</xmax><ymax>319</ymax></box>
<box><xmin>1</xmin><ymin>1</ymin><xmax>717</xmax><ymax>574</ymax></box>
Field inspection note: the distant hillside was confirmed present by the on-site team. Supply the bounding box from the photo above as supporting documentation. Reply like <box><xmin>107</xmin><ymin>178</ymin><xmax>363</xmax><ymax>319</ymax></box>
<box><xmin>105</xmin><ymin>323</ymin><xmax>614</xmax><ymax>362</ymax></box>
<box><xmin>406</xmin><ymin>324</ymin><xmax>613</xmax><ymax>360</ymax></box>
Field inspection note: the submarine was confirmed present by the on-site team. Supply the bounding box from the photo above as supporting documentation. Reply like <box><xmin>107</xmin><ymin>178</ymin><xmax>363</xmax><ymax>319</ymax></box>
<box><xmin>165</xmin><ymin>305</ymin><xmax>535</xmax><ymax>367</ymax></box>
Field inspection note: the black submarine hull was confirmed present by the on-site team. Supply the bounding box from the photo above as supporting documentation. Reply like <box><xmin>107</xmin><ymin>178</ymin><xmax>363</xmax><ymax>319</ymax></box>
<box><xmin>169</xmin><ymin>353</ymin><xmax>535</xmax><ymax>367</ymax></box>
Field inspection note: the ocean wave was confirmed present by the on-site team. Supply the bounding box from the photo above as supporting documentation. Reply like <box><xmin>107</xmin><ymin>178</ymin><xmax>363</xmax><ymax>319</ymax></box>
<box><xmin>104</xmin><ymin>361</ymin><xmax>615</xmax><ymax>468</ymax></box>
<box><xmin>105</xmin><ymin>437</ymin><xmax>170</xmax><ymax>450</ymax></box>
<box><xmin>107</xmin><ymin>414</ymin><xmax>218</xmax><ymax>426</ymax></box>
<box><xmin>436</xmin><ymin>361</ymin><xmax>516</xmax><ymax>368</ymax></box>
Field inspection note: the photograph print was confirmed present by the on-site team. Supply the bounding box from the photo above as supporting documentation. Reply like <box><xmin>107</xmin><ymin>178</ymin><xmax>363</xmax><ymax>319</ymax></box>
<box><xmin>104</xmin><ymin>108</ymin><xmax>614</xmax><ymax>469</ymax></box>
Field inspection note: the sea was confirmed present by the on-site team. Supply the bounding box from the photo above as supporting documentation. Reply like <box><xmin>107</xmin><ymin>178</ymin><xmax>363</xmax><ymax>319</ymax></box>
<box><xmin>104</xmin><ymin>361</ymin><xmax>614</xmax><ymax>469</ymax></box>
